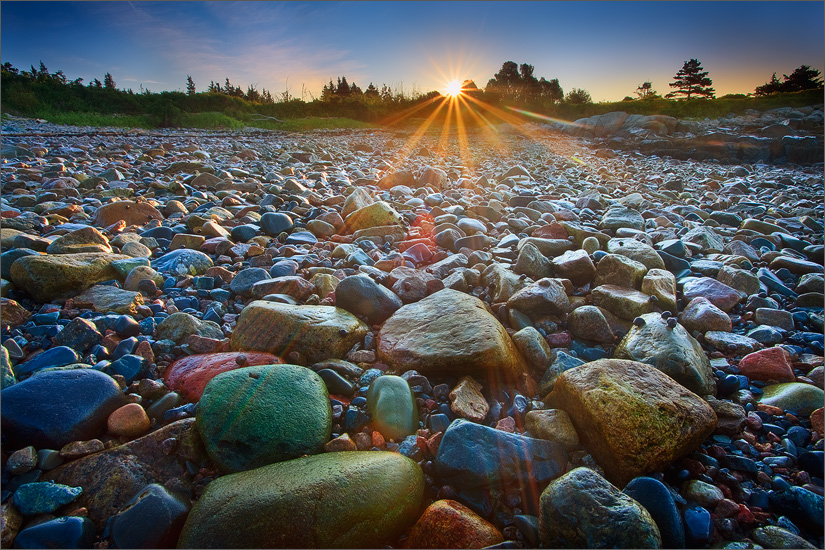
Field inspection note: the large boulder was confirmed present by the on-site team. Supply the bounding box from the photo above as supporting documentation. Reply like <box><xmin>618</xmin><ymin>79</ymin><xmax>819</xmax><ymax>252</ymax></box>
<box><xmin>545</xmin><ymin>359</ymin><xmax>717</xmax><ymax>487</ymax></box>
<box><xmin>10</xmin><ymin>253</ymin><xmax>131</xmax><ymax>302</ymax></box>
<box><xmin>197</xmin><ymin>364</ymin><xmax>331</xmax><ymax>472</ymax></box>
<box><xmin>539</xmin><ymin>467</ymin><xmax>662</xmax><ymax>549</ymax></box>
<box><xmin>231</xmin><ymin>302</ymin><xmax>368</xmax><ymax>364</ymax></box>
<box><xmin>177</xmin><ymin>451</ymin><xmax>424</xmax><ymax>549</ymax></box>
<box><xmin>613</xmin><ymin>312</ymin><xmax>716</xmax><ymax>396</ymax></box>
<box><xmin>378</xmin><ymin>289</ymin><xmax>526</xmax><ymax>384</ymax></box>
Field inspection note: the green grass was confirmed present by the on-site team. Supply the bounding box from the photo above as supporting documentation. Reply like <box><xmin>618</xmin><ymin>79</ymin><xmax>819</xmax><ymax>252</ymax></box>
<box><xmin>30</xmin><ymin>110</ymin><xmax>156</xmax><ymax>129</ymax></box>
<box><xmin>246</xmin><ymin>117</ymin><xmax>374</xmax><ymax>132</ymax></box>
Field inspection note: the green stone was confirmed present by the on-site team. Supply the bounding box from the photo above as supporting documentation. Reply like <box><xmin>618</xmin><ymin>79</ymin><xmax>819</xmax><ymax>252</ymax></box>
<box><xmin>111</xmin><ymin>257</ymin><xmax>151</xmax><ymax>278</ymax></box>
<box><xmin>177</xmin><ymin>451</ymin><xmax>424</xmax><ymax>549</ymax></box>
<box><xmin>13</xmin><ymin>482</ymin><xmax>82</xmax><ymax>515</ymax></box>
<box><xmin>367</xmin><ymin>375</ymin><xmax>418</xmax><ymax>442</ymax></box>
<box><xmin>759</xmin><ymin>383</ymin><xmax>825</xmax><ymax>415</ymax></box>
<box><xmin>197</xmin><ymin>364</ymin><xmax>331</xmax><ymax>472</ymax></box>
<box><xmin>155</xmin><ymin>312</ymin><xmax>223</xmax><ymax>345</ymax></box>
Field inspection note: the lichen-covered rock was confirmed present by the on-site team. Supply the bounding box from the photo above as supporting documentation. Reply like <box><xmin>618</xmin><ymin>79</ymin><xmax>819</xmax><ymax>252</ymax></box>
<box><xmin>10</xmin><ymin>253</ymin><xmax>131</xmax><ymax>302</ymax></box>
<box><xmin>545</xmin><ymin>359</ymin><xmax>717</xmax><ymax>487</ymax></box>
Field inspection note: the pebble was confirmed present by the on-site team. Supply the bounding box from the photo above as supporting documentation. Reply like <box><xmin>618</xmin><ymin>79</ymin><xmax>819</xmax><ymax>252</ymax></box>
<box><xmin>1</xmin><ymin>111</ymin><xmax>823</xmax><ymax>548</ymax></box>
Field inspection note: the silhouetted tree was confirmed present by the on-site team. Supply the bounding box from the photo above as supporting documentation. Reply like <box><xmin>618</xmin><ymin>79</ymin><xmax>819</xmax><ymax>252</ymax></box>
<box><xmin>336</xmin><ymin>76</ymin><xmax>351</xmax><ymax>97</ymax></box>
<box><xmin>754</xmin><ymin>73</ymin><xmax>783</xmax><ymax>96</ymax></box>
<box><xmin>565</xmin><ymin>88</ymin><xmax>592</xmax><ymax>104</ymax></box>
<box><xmin>635</xmin><ymin>81</ymin><xmax>658</xmax><ymax>99</ymax></box>
<box><xmin>538</xmin><ymin>77</ymin><xmax>563</xmax><ymax>102</ymax></box>
<box><xmin>666</xmin><ymin>59</ymin><xmax>714</xmax><ymax>99</ymax></box>
<box><xmin>186</xmin><ymin>75</ymin><xmax>196</xmax><ymax>95</ymax></box>
<box><xmin>103</xmin><ymin>72</ymin><xmax>116</xmax><ymax>90</ymax></box>
<box><xmin>781</xmin><ymin>65</ymin><xmax>823</xmax><ymax>92</ymax></box>
<box><xmin>365</xmin><ymin>82</ymin><xmax>379</xmax><ymax>99</ymax></box>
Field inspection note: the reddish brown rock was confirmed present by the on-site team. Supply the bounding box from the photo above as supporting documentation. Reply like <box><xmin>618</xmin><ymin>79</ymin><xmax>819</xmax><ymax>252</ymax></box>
<box><xmin>738</xmin><ymin>347</ymin><xmax>796</xmax><ymax>383</ymax></box>
<box><xmin>0</xmin><ymin>298</ymin><xmax>31</xmax><ymax>327</ymax></box>
<box><xmin>93</xmin><ymin>200</ymin><xmax>163</xmax><ymax>227</ymax></box>
<box><xmin>163</xmin><ymin>352</ymin><xmax>283</xmax><ymax>402</ymax></box>
<box><xmin>810</xmin><ymin>407</ymin><xmax>823</xmax><ymax>435</ymax></box>
<box><xmin>404</xmin><ymin>499</ymin><xmax>504</xmax><ymax>549</ymax></box>
<box><xmin>107</xmin><ymin>403</ymin><xmax>151</xmax><ymax>438</ymax></box>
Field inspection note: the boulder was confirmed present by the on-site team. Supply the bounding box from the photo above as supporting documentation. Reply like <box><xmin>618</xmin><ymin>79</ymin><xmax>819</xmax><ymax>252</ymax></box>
<box><xmin>164</xmin><ymin>352</ymin><xmax>283</xmax><ymax>402</ymax></box>
<box><xmin>404</xmin><ymin>499</ymin><xmax>504</xmax><ymax>549</ymax></box>
<box><xmin>93</xmin><ymin>200</ymin><xmax>163</xmax><ymax>227</ymax></box>
<box><xmin>10</xmin><ymin>253</ymin><xmax>131</xmax><ymax>302</ymax></box>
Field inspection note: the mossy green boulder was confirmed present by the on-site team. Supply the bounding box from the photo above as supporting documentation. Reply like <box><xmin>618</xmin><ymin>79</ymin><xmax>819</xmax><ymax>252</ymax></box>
<box><xmin>197</xmin><ymin>364</ymin><xmax>331</xmax><ymax>473</ymax></box>
<box><xmin>9</xmin><ymin>253</ymin><xmax>132</xmax><ymax>302</ymax></box>
<box><xmin>367</xmin><ymin>375</ymin><xmax>418</xmax><ymax>442</ymax></box>
<box><xmin>177</xmin><ymin>451</ymin><xmax>424</xmax><ymax>548</ymax></box>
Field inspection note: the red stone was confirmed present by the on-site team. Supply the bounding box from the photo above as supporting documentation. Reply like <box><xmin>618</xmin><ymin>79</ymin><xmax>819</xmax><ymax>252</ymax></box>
<box><xmin>372</xmin><ymin>431</ymin><xmax>385</xmax><ymax>448</ymax></box>
<box><xmin>737</xmin><ymin>347</ymin><xmax>795</xmax><ymax>383</ymax></box>
<box><xmin>532</xmin><ymin>222</ymin><xmax>569</xmax><ymax>240</ymax></box>
<box><xmin>426</xmin><ymin>432</ymin><xmax>443</xmax><ymax>456</ymax></box>
<box><xmin>544</xmin><ymin>331</ymin><xmax>572</xmax><ymax>348</ymax></box>
<box><xmin>163</xmin><ymin>351</ymin><xmax>283</xmax><ymax>402</ymax></box>
<box><xmin>736</xmin><ymin>504</ymin><xmax>755</xmax><ymax>524</ymax></box>
<box><xmin>811</xmin><ymin>407</ymin><xmax>824</xmax><ymax>435</ymax></box>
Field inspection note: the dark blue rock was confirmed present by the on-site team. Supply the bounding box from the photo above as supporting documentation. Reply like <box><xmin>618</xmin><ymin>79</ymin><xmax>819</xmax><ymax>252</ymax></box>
<box><xmin>105</xmin><ymin>354</ymin><xmax>148</xmax><ymax>384</ymax></box>
<box><xmin>114</xmin><ymin>315</ymin><xmax>142</xmax><ymax>338</ymax></box>
<box><xmin>112</xmin><ymin>337</ymin><xmax>138</xmax><ymax>359</ymax></box>
<box><xmin>269</xmin><ymin>260</ymin><xmax>299</xmax><ymax>278</ymax></box>
<box><xmin>14</xmin><ymin>346</ymin><xmax>81</xmax><ymax>377</ymax></box>
<box><xmin>110</xmin><ymin>483</ymin><xmax>190</xmax><ymax>549</ymax></box>
<box><xmin>316</xmin><ymin>368</ymin><xmax>356</xmax><ymax>396</ymax></box>
<box><xmin>260</xmin><ymin>212</ymin><xmax>293</xmax><ymax>237</ymax></box>
<box><xmin>209</xmin><ymin>289</ymin><xmax>230</xmax><ymax>301</ymax></box>
<box><xmin>716</xmin><ymin>374</ymin><xmax>740</xmax><ymax>396</ymax></box>
<box><xmin>12</xmin><ymin>516</ymin><xmax>96</xmax><ymax>549</ymax></box>
<box><xmin>758</xmin><ymin>268</ymin><xmax>798</xmax><ymax>298</ymax></box>
<box><xmin>1</xmin><ymin>248</ymin><xmax>39</xmax><ymax>280</ymax></box>
<box><xmin>769</xmin><ymin>486</ymin><xmax>824</xmax><ymax>531</ymax></box>
<box><xmin>398</xmin><ymin>435</ymin><xmax>423</xmax><ymax>460</ymax></box>
<box><xmin>344</xmin><ymin>407</ymin><xmax>370</xmax><ymax>431</ymax></box>
<box><xmin>435</xmin><ymin>418</ymin><xmax>566</xmax><ymax>490</ymax></box>
<box><xmin>748</xmin><ymin>489</ymin><xmax>770</xmax><ymax>509</ymax></box>
<box><xmin>683</xmin><ymin>505</ymin><xmax>713</xmax><ymax>545</ymax></box>
<box><xmin>230</xmin><ymin>224</ymin><xmax>258</xmax><ymax>243</ymax></box>
<box><xmin>359</xmin><ymin>368</ymin><xmax>383</xmax><ymax>387</ymax></box>
<box><xmin>50</xmin><ymin>318</ymin><xmax>102</xmax><ymax>354</ymax></box>
<box><xmin>140</xmin><ymin>226</ymin><xmax>174</xmax><ymax>240</ymax></box>
<box><xmin>428</xmin><ymin>413</ymin><xmax>451</xmax><ymax>434</ymax></box>
<box><xmin>334</xmin><ymin>273</ymin><xmax>402</xmax><ymax>325</ymax></box>
<box><xmin>658</xmin><ymin>250</ymin><xmax>692</xmax><ymax>274</ymax></box>
<box><xmin>722</xmin><ymin>454</ymin><xmax>759</xmax><ymax>473</ymax></box>
<box><xmin>457</xmin><ymin>487</ymin><xmax>494</xmax><ymax>519</ymax></box>
<box><xmin>658</xmin><ymin>239</ymin><xmax>687</xmax><ymax>258</ymax></box>
<box><xmin>229</xmin><ymin>267</ymin><xmax>270</xmax><ymax>298</ymax></box>
<box><xmin>747</xmin><ymin>325</ymin><xmax>786</xmax><ymax>345</ymax></box>
<box><xmin>13</xmin><ymin>481</ymin><xmax>82</xmax><ymax>515</ymax></box>
<box><xmin>1</xmin><ymin>369</ymin><xmax>127</xmax><ymax>448</ymax></box>
<box><xmin>623</xmin><ymin>476</ymin><xmax>686</xmax><ymax>549</ymax></box>
<box><xmin>751</xmin><ymin>237</ymin><xmax>775</xmax><ymax>251</ymax></box>
<box><xmin>32</xmin><ymin>312</ymin><xmax>60</xmax><ymax>325</ymax></box>
<box><xmin>513</xmin><ymin>514</ymin><xmax>539</xmax><ymax>547</ymax></box>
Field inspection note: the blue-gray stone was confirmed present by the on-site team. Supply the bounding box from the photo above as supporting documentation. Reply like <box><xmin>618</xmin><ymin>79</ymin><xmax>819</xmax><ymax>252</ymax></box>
<box><xmin>658</xmin><ymin>239</ymin><xmax>687</xmax><ymax>258</ymax></box>
<box><xmin>335</xmin><ymin>273</ymin><xmax>402</xmax><ymax>325</ymax></box>
<box><xmin>13</xmin><ymin>481</ymin><xmax>82</xmax><ymax>515</ymax></box>
<box><xmin>623</xmin><ymin>476</ymin><xmax>686</xmax><ymax>549</ymax></box>
<box><xmin>435</xmin><ymin>418</ymin><xmax>566</xmax><ymax>490</ymax></box>
<box><xmin>151</xmin><ymin>249</ymin><xmax>213</xmax><ymax>276</ymax></box>
<box><xmin>359</xmin><ymin>368</ymin><xmax>383</xmax><ymax>387</ymax></box>
<box><xmin>229</xmin><ymin>268</ymin><xmax>270</xmax><ymax>298</ymax></box>
<box><xmin>260</xmin><ymin>212</ymin><xmax>293</xmax><ymax>236</ymax></box>
<box><xmin>683</xmin><ymin>505</ymin><xmax>713</xmax><ymax>545</ymax></box>
<box><xmin>453</xmin><ymin>235</ymin><xmax>492</xmax><ymax>251</ymax></box>
<box><xmin>12</xmin><ymin>516</ymin><xmax>96</xmax><ymax>549</ymax></box>
<box><xmin>1</xmin><ymin>369</ymin><xmax>127</xmax><ymax>448</ymax></box>
<box><xmin>115</xmin><ymin>315</ymin><xmax>142</xmax><ymax>338</ymax></box>
<box><xmin>140</xmin><ymin>226</ymin><xmax>174</xmax><ymax>240</ymax></box>
<box><xmin>230</xmin><ymin>224</ymin><xmax>258</xmax><ymax>242</ymax></box>
<box><xmin>769</xmin><ymin>486</ymin><xmax>824</xmax><ymax>531</ymax></box>
<box><xmin>32</xmin><ymin>312</ymin><xmax>60</xmax><ymax>325</ymax></box>
<box><xmin>658</xmin><ymin>250</ymin><xmax>691</xmax><ymax>274</ymax></box>
<box><xmin>513</xmin><ymin>515</ymin><xmax>540</xmax><ymax>548</ymax></box>
<box><xmin>285</xmin><ymin>231</ymin><xmax>317</xmax><ymax>245</ymax></box>
<box><xmin>112</xmin><ymin>337</ymin><xmax>137</xmax><ymax>359</ymax></box>
<box><xmin>722</xmin><ymin>455</ymin><xmax>758</xmax><ymax>473</ymax></box>
<box><xmin>104</xmin><ymin>354</ymin><xmax>148</xmax><ymax>384</ymax></box>
<box><xmin>747</xmin><ymin>325</ymin><xmax>787</xmax><ymax>345</ymax></box>
<box><xmin>269</xmin><ymin>260</ymin><xmax>299</xmax><ymax>278</ymax></box>
<box><xmin>14</xmin><ymin>346</ymin><xmax>81</xmax><ymax>377</ymax></box>
<box><xmin>798</xmin><ymin>451</ymin><xmax>823</xmax><ymax>477</ymax></box>
<box><xmin>758</xmin><ymin>268</ymin><xmax>798</xmax><ymax>299</ymax></box>
<box><xmin>428</xmin><ymin>413</ymin><xmax>451</xmax><ymax>434</ymax></box>
<box><xmin>316</xmin><ymin>368</ymin><xmax>356</xmax><ymax>396</ymax></box>
<box><xmin>1</xmin><ymin>248</ymin><xmax>39</xmax><ymax>280</ymax></box>
<box><xmin>50</xmin><ymin>318</ymin><xmax>103</xmax><ymax>354</ymax></box>
<box><xmin>110</xmin><ymin>483</ymin><xmax>190</xmax><ymax>549</ymax></box>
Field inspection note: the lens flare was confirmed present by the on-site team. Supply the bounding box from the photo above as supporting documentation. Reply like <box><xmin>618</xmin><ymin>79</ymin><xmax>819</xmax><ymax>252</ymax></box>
<box><xmin>443</xmin><ymin>80</ymin><xmax>463</xmax><ymax>97</ymax></box>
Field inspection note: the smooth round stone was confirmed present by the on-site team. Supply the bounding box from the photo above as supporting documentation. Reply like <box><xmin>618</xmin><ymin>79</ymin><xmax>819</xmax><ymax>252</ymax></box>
<box><xmin>335</xmin><ymin>273</ymin><xmax>402</xmax><ymax>325</ymax></box>
<box><xmin>230</xmin><ymin>224</ymin><xmax>258</xmax><ymax>242</ymax></box>
<box><xmin>284</xmin><ymin>231</ymin><xmax>317</xmax><ymax>245</ymax></box>
<box><xmin>367</xmin><ymin>375</ymin><xmax>418</xmax><ymax>442</ymax></box>
<box><xmin>1</xmin><ymin>369</ymin><xmax>127</xmax><ymax>448</ymax></box>
<box><xmin>110</xmin><ymin>257</ymin><xmax>151</xmax><ymax>278</ymax></box>
<box><xmin>269</xmin><ymin>260</ymin><xmax>299</xmax><ymax>278</ymax></box>
<box><xmin>316</xmin><ymin>368</ymin><xmax>356</xmax><ymax>396</ymax></box>
<box><xmin>683</xmin><ymin>505</ymin><xmax>713</xmax><ymax>544</ymax></box>
<box><xmin>260</xmin><ymin>212</ymin><xmax>293</xmax><ymax>237</ymax></box>
<box><xmin>197</xmin><ymin>364</ymin><xmax>332</xmax><ymax>472</ymax></box>
<box><xmin>405</xmin><ymin>499</ymin><xmax>504</xmax><ymax>549</ymax></box>
<box><xmin>12</xmin><ymin>516</ymin><xmax>96</xmax><ymax>549</ymax></box>
<box><xmin>769</xmin><ymin>486</ymin><xmax>824</xmax><ymax>532</ymax></box>
<box><xmin>759</xmin><ymin>383</ymin><xmax>825</xmax><ymax>415</ymax></box>
<box><xmin>151</xmin><ymin>249</ymin><xmax>213</xmax><ymax>276</ymax></box>
<box><xmin>752</xmin><ymin>526</ymin><xmax>817</xmax><ymax>549</ymax></box>
<box><xmin>104</xmin><ymin>354</ymin><xmax>149</xmax><ymax>384</ymax></box>
<box><xmin>107</xmin><ymin>403</ymin><xmax>151</xmax><ymax>438</ymax></box>
<box><xmin>110</xmin><ymin>483</ymin><xmax>191</xmax><ymax>549</ymax></box>
<box><xmin>623</xmin><ymin>476</ymin><xmax>685</xmax><ymax>549</ymax></box>
<box><xmin>114</xmin><ymin>315</ymin><xmax>142</xmax><ymax>338</ymax></box>
<box><xmin>164</xmin><ymin>352</ymin><xmax>283</xmax><ymax>402</ymax></box>
<box><xmin>177</xmin><ymin>451</ymin><xmax>424</xmax><ymax>549</ymax></box>
<box><xmin>229</xmin><ymin>267</ymin><xmax>270</xmax><ymax>298</ymax></box>
<box><xmin>14</xmin><ymin>346</ymin><xmax>82</xmax><ymax>377</ymax></box>
<box><xmin>155</xmin><ymin>312</ymin><xmax>223</xmax><ymax>345</ymax></box>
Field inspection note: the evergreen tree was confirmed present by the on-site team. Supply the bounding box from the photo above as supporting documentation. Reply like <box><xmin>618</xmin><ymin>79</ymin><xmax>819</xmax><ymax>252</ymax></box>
<box><xmin>754</xmin><ymin>73</ymin><xmax>783</xmax><ymax>96</ymax></box>
<box><xmin>103</xmin><ymin>72</ymin><xmax>116</xmax><ymax>90</ymax></box>
<box><xmin>336</xmin><ymin>76</ymin><xmax>351</xmax><ymax>97</ymax></box>
<box><xmin>321</xmin><ymin>79</ymin><xmax>336</xmax><ymax>101</ymax></box>
<box><xmin>635</xmin><ymin>81</ymin><xmax>658</xmax><ymax>100</ymax></box>
<box><xmin>89</xmin><ymin>78</ymin><xmax>102</xmax><ymax>88</ymax></box>
<box><xmin>565</xmin><ymin>88</ymin><xmax>592</xmax><ymax>104</ymax></box>
<box><xmin>365</xmin><ymin>82</ymin><xmax>379</xmax><ymax>99</ymax></box>
<box><xmin>781</xmin><ymin>65</ymin><xmax>823</xmax><ymax>92</ymax></box>
<box><xmin>666</xmin><ymin>58</ymin><xmax>715</xmax><ymax>100</ymax></box>
<box><xmin>186</xmin><ymin>75</ymin><xmax>196</xmax><ymax>95</ymax></box>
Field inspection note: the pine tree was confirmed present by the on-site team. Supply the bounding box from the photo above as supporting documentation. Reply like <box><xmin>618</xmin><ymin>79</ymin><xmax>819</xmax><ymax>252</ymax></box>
<box><xmin>666</xmin><ymin>59</ymin><xmax>715</xmax><ymax>100</ymax></box>
<box><xmin>754</xmin><ymin>73</ymin><xmax>783</xmax><ymax>96</ymax></box>
<box><xmin>781</xmin><ymin>65</ymin><xmax>823</xmax><ymax>92</ymax></box>
<box><xmin>186</xmin><ymin>75</ymin><xmax>196</xmax><ymax>95</ymax></box>
<box><xmin>103</xmin><ymin>72</ymin><xmax>116</xmax><ymax>90</ymax></box>
<box><xmin>365</xmin><ymin>82</ymin><xmax>379</xmax><ymax>99</ymax></box>
<box><xmin>635</xmin><ymin>81</ymin><xmax>658</xmax><ymax>100</ymax></box>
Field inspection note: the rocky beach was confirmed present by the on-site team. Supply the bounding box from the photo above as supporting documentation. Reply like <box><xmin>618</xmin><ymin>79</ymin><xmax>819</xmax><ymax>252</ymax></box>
<box><xmin>1</xmin><ymin>106</ymin><xmax>823</xmax><ymax>549</ymax></box>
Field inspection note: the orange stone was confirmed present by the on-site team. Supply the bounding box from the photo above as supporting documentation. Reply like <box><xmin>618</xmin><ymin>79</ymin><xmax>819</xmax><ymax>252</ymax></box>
<box><xmin>404</xmin><ymin>499</ymin><xmax>504</xmax><ymax>549</ymax></box>
<box><xmin>163</xmin><ymin>351</ymin><xmax>283</xmax><ymax>402</ymax></box>
<box><xmin>811</xmin><ymin>407</ymin><xmax>824</xmax><ymax>436</ymax></box>
<box><xmin>107</xmin><ymin>404</ymin><xmax>150</xmax><ymax>438</ymax></box>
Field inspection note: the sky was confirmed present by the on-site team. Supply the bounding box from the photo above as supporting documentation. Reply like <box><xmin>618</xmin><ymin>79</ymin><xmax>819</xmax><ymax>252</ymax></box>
<box><xmin>1</xmin><ymin>1</ymin><xmax>823</xmax><ymax>102</ymax></box>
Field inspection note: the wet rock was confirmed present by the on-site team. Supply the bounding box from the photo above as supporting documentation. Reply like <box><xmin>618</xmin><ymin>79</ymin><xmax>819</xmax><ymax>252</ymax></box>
<box><xmin>606</xmin><ymin>238</ymin><xmax>665</xmax><ymax>270</ymax></box>
<box><xmin>524</xmin><ymin>409</ymin><xmax>579</xmax><ymax>450</ymax></box>
<box><xmin>13</xmin><ymin>481</ymin><xmax>82</xmax><ymax>515</ymax></box>
<box><xmin>641</xmin><ymin>269</ymin><xmax>677</xmax><ymax>313</ymax></box>
<box><xmin>2</xmin><ymin>369</ymin><xmax>127</xmax><ymax>448</ymax></box>
<box><xmin>594</xmin><ymin>253</ymin><xmax>647</xmax><ymax>289</ymax></box>
<box><xmin>151</xmin><ymin>248</ymin><xmax>213</xmax><ymax>276</ymax></box>
<box><xmin>513</xmin><ymin>242</ymin><xmax>553</xmax><ymax>280</ymax></box>
<box><xmin>14</xmin><ymin>345</ymin><xmax>82</xmax><ymax>377</ymax></box>
<box><xmin>335</xmin><ymin>273</ymin><xmax>403</xmax><ymax>325</ymax></box>
<box><xmin>738</xmin><ymin>346</ymin><xmax>796</xmax><ymax>383</ymax></box>
<box><xmin>46</xmin><ymin>225</ymin><xmax>112</xmax><ymax>254</ymax></box>
<box><xmin>231</xmin><ymin>301</ymin><xmax>368</xmax><ymax>364</ymax></box>
<box><xmin>45</xmin><ymin>419</ymin><xmax>204</xmax><ymax>529</ymax></box>
<box><xmin>682</xmin><ymin>277</ymin><xmax>744</xmax><ymax>312</ymax></box>
<box><xmin>568</xmin><ymin>305</ymin><xmax>616</xmax><ymax>345</ymax></box>
<box><xmin>551</xmin><ymin>249</ymin><xmax>596</xmax><ymax>286</ymax></box>
<box><xmin>614</xmin><ymin>312</ymin><xmax>716</xmax><ymax>395</ymax></box>
<box><xmin>163</xmin><ymin>351</ymin><xmax>282</xmax><ymax>402</ymax></box>
<box><xmin>10</xmin><ymin>252</ymin><xmax>131</xmax><ymax>302</ymax></box>
<box><xmin>591</xmin><ymin>284</ymin><xmax>652</xmax><ymax>320</ymax></box>
<box><xmin>405</xmin><ymin>499</ymin><xmax>504</xmax><ymax>549</ymax></box>
<box><xmin>752</xmin><ymin>526</ymin><xmax>817</xmax><ymax>549</ymax></box>
<box><xmin>177</xmin><ymin>451</ymin><xmax>424</xmax><ymax>548</ymax></box>
<box><xmin>345</xmin><ymin>201</ymin><xmax>403</xmax><ymax>233</ymax></box>
<box><xmin>680</xmin><ymin>297</ymin><xmax>732</xmax><ymax>334</ymax></box>
<box><xmin>507</xmin><ymin>278</ymin><xmax>571</xmax><ymax>317</ymax></box>
<box><xmin>109</xmin><ymin>483</ymin><xmax>190</xmax><ymax>549</ymax></box>
<box><xmin>623</xmin><ymin>476</ymin><xmax>685</xmax><ymax>549</ymax></box>
<box><xmin>378</xmin><ymin>289</ymin><xmax>526</xmax><ymax>383</ymax></box>
<box><xmin>703</xmin><ymin>331</ymin><xmax>762</xmax><ymax>355</ymax></box>
<box><xmin>545</xmin><ymin>359</ymin><xmax>717</xmax><ymax>487</ymax></box>
<box><xmin>11</xmin><ymin>516</ymin><xmax>96</xmax><ymax>549</ymax></box>
<box><xmin>367</xmin><ymin>375</ymin><xmax>418</xmax><ymax>442</ymax></box>
<box><xmin>93</xmin><ymin>200</ymin><xmax>163</xmax><ymax>227</ymax></box>
<box><xmin>539</xmin><ymin>467</ymin><xmax>662</xmax><ymax>549</ymax></box>
<box><xmin>197</xmin><ymin>364</ymin><xmax>331</xmax><ymax>472</ymax></box>
<box><xmin>435</xmin><ymin>418</ymin><xmax>567</xmax><ymax>490</ymax></box>
<box><xmin>73</xmin><ymin>284</ymin><xmax>145</xmax><ymax>316</ymax></box>
<box><xmin>511</xmin><ymin>326</ymin><xmax>553</xmax><ymax>371</ymax></box>
<box><xmin>155</xmin><ymin>312</ymin><xmax>223</xmax><ymax>345</ymax></box>
<box><xmin>759</xmin><ymin>382</ymin><xmax>824</xmax><ymax>415</ymax></box>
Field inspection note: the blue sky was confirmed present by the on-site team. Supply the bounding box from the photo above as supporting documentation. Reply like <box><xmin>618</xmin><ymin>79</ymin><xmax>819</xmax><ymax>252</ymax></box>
<box><xmin>2</xmin><ymin>1</ymin><xmax>823</xmax><ymax>101</ymax></box>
